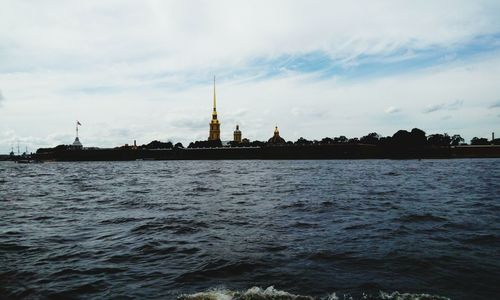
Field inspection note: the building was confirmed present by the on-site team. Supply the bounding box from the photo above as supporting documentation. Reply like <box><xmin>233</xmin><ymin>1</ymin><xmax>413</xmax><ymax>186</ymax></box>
<box><xmin>72</xmin><ymin>121</ymin><xmax>83</xmax><ymax>149</ymax></box>
<box><xmin>72</xmin><ymin>137</ymin><xmax>83</xmax><ymax>149</ymax></box>
<box><xmin>233</xmin><ymin>125</ymin><xmax>242</xmax><ymax>143</ymax></box>
<box><xmin>268</xmin><ymin>126</ymin><xmax>286</xmax><ymax>144</ymax></box>
<box><xmin>208</xmin><ymin>77</ymin><xmax>221</xmax><ymax>141</ymax></box>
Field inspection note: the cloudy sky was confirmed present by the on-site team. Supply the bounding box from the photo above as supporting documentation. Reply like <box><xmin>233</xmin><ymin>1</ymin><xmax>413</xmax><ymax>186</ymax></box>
<box><xmin>1</xmin><ymin>1</ymin><xmax>500</xmax><ymax>153</ymax></box>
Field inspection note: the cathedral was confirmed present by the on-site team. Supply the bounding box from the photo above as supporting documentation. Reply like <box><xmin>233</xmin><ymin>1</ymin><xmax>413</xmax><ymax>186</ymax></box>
<box><xmin>207</xmin><ymin>78</ymin><xmax>282</xmax><ymax>145</ymax></box>
<box><xmin>208</xmin><ymin>77</ymin><xmax>221</xmax><ymax>141</ymax></box>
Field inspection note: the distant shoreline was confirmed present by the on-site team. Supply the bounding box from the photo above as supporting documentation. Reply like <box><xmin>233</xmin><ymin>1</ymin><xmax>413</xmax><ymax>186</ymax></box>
<box><xmin>9</xmin><ymin>144</ymin><xmax>497</xmax><ymax>161</ymax></box>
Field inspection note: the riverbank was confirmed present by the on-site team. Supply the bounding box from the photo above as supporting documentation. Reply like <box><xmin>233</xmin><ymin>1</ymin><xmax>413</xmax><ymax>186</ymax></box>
<box><xmin>31</xmin><ymin>144</ymin><xmax>500</xmax><ymax>161</ymax></box>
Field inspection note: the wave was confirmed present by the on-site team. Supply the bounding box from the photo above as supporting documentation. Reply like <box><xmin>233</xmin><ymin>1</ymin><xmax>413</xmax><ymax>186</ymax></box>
<box><xmin>176</xmin><ymin>260</ymin><xmax>263</xmax><ymax>283</ymax></box>
<box><xmin>177</xmin><ymin>286</ymin><xmax>450</xmax><ymax>300</ymax></box>
<box><xmin>397</xmin><ymin>214</ymin><xmax>447</xmax><ymax>223</ymax></box>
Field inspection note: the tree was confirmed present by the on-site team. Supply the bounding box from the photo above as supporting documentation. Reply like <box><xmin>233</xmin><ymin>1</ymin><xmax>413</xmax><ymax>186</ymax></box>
<box><xmin>427</xmin><ymin>134</ymin><xmax>451</xmax><ymax>147</ymax></box>
<box><xmin>333</xmin><ymin>136</ymin><xmax>348</xmax><ymax>144</ymax></box>
<box><xmin>450</xmin><ymin>134</ymin><xmax>464</xmax><ymax>146</ymax></box>
<box><xmin>295</xmin><ymin>137</ymin><xmax>313</xmax><ymax>145</ymax></box>
<box><xmin>391</xmin><ymin>128</ymin><xmax>427</xmax><ymax>146</ymax></box>
<box><xmin>471</xmin><ymin>137</ymin><xmax>490</xmax><ymax>145</ymax></box>
<box><xmin>174</xmin><ymin>142</ymin><xmax>184</xmax><ymax>148</ymax></box>
<box><xmin>187</xmin><ymin>140</ymin><xmax>222</xmax><ymax>148</ymax></box>
<box><xmin>391</xmin><ymin>130</ymin><xmax>411</xmax><ymax>146</ymax></box>
<box><xmin>145</xmin><ymin>140</ymin><xmax>173</xmax><ymax>149</ymax></box>
<box><xmin>249</xmin><ymin>140</ymin><xmax>266</xmax><ymax>147</ymax></box>
<box><xmin>360</xmin><ymin>132</ymin><xmax>380</xmax><ymax>145</ymax></box>
<box><xmin>410</xmin><ymin>128</ymin><xmax>427</xmax><ymax>146</ymax></box>
<box><xmin>320</xmin><ymin>137</ymin><xmax>334</xmax><ymax>145</ymax></box>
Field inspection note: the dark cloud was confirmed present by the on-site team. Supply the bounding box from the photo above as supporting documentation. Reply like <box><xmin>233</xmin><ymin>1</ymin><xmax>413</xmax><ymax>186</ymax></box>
<box><xmin>423</xmin><ymin>99</ymin><xmax>463</xmax><ymax>113</ymax></box>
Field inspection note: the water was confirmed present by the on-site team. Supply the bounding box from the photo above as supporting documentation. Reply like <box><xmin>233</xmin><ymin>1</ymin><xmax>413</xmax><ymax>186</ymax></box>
<box><xmin>1</xmin><ymin>159</ymin><xmax>499</xmax><ymax>299</ymax></box>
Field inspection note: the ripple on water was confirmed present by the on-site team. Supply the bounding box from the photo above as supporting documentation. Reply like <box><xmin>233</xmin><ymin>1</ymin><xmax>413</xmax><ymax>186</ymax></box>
<box><xmin>0</xmin><ymin>159</ymin><xmax>498</xmax><ymax>299</ymax></box>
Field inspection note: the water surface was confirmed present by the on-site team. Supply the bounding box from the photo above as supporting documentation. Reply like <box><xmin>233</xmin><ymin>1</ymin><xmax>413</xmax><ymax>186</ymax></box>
<box><xmin>1</xmin><ymin>159</ymin><xmax>499</xmax><ymax>299</ymax></box>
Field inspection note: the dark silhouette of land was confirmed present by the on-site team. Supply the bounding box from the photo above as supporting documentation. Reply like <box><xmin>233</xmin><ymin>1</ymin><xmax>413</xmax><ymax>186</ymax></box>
<box><xmin>23</xmin><ymin>128</ymin><xmax>500</xmax><ymax>161</ymax></box>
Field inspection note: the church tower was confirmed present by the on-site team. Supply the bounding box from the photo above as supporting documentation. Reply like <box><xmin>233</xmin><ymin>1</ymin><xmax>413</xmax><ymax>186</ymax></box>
<box><xmin>208</xmin><ymin>77</ymin><xmax>221</xmax><ymax>141</ymax></box>
<box><xmin>233</xmin><ymin>125</ymin><xmax>242</xmax><ymax>143</ymax></box>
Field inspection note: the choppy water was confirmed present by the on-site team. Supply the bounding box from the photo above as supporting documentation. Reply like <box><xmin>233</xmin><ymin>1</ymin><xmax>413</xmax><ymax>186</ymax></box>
<box><xmin>1</xmin><ymin>159</ymin><xmax>499</xmax><ymax>300</ymax></box>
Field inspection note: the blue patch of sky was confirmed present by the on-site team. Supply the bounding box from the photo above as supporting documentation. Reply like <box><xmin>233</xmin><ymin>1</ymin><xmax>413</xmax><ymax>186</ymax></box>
<box><xmin>230</xmin><ymin>32</ymin><xmax>500</xmax><ymax>83</ymax></box>
<box><xmin>63</xmin><ymin>32</ymin><xmax>500</xmax><ymax>94</ymax></box>
<box><xmin>146</xmin><ymin>32</ymin><xmax>500</xmax><ymax>89</ymax></box>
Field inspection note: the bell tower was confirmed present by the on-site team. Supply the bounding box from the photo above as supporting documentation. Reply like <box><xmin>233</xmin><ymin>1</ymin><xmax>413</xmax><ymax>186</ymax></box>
<box><xmin>208</xmin><ymin>76</ymin><xmax>221</xmax><ymax>141</ymax></box>
<box><xmin>233</xmin><ymin>125</ymin><xmax>242</xmax><ymax>143</ymax></box>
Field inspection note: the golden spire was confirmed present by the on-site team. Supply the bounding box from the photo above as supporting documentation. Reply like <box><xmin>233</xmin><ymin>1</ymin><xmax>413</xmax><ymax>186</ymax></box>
<box><xmin>213</xmin><ymin>76</ymin><xmax>216</xmax><ymax>112</ymax></box>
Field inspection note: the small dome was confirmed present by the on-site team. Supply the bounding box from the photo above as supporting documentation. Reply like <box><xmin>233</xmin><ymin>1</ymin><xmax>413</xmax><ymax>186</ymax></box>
<box><xmin>268</xmin><ymin>126</ymin><xmax>285</xmax><ymax>144</ymax></box>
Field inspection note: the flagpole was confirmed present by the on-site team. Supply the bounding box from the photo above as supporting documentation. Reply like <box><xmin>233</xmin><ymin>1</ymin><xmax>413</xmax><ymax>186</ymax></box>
<box><xmin>76</xmin><ymin>121</ymin><xmax>79</xmax><ymax>138</ymax></box>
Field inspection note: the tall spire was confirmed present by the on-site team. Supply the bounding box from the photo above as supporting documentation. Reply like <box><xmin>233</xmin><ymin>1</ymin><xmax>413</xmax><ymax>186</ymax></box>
<box><xmin>213</xmin><ymin>76</ymin><xmax>216</xmax><ymax>112</ymax></box>
<box><xmin>208</xmin><ymin>76</ymin><xmax>221</xmax><ymax>141</ymax></box>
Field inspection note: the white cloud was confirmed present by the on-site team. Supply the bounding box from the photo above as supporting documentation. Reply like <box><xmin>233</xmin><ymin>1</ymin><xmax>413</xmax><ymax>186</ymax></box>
<box><xmin>385</xmin><ymin>106</ymin><xmax>401</xmax><ymax>114</ymax></box>
<box><xmin>423</xmin><ymin>99</ymin><xmax>464</xmax><ymax>113</ymax></box>
<box><xmin>1</xmin><ymin>1</ymin><xmax>499</xmax><ymax>71</ymax></box>
<box><xmin>1</xmin><ymin>1</ymin><xmax>500</xmax><ymax>152</ymax></box>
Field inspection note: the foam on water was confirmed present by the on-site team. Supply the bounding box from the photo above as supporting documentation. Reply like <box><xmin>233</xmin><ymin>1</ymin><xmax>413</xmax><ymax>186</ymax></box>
<box><xmin>178</xmin><ymin>286</ymin><xmax>313</xmax><ymax>300</ymax></box>
<box><xmin>177</xmin><ymin>286</ymin><xmax>450</xmax><ymax>300</ymax></box>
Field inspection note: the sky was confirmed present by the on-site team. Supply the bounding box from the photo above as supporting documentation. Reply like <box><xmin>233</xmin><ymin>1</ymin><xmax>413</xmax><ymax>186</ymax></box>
<box><xmin>1</xmin><ymin>0</ymin><xmax>500</xmax><ymax>153</ymax></box>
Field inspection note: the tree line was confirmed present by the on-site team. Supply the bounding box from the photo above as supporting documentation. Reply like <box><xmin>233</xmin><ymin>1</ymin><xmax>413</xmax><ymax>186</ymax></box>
<box><xmin>35</xmin><ymin>128</ymin><xmax>499</xmax><ymax>153</ymax></box>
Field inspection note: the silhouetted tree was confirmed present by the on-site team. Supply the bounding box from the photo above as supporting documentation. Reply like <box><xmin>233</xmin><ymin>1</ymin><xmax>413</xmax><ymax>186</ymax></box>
<box><xmin>427</xmin><ymin>134</ymin><xmax>451</xmax><ymax>147</ymax></box>
<box><xmin>174</xmin><ymin>142</ymin><xmax>184</xmax><ymax>148</ymax></box>
<box><xmin>379</xmin><ymin>136</ymin><xmax>392</xmax><ymax>146</ymax></box>
<box><xmin>471</xmin><ymin>137</ymin><xmax>490</xmax><ymax>145</ymax></box>
<box><xmin>450</xmin><ymin>134</ymin><xmax>464</xmax><ymax>146</ymax></box>
<box><xmin>360</xmin><ymin>132</ymin><xmax>380</xmax><ymax>145</ymax></box>
<box><xmin>391</xmin><ymin>128</ymin><xmax>426</xmax><ymax>146</ymax></box>
<box><xmin>333</xmin><ymin>136</ymin><xmax>348</xmax><ymax>144</ymax></box>
<box><xmin>187</xmin><ymin>140</ymin><xmax>222</xmax><ymax>148</ymax></box>
<box><xmin>145</xmin><ymin>140</ymin><xmax>173</xmax><ymax>149</ymax></box>
<box><xmin>321</xmin><ymin>137</ymin><xmax>334</xmax><ymax>145</ymax></box>
<box><xmin>249</xmin><ymin>140</ymin><xmax>266</xmax><ymax>147</ymax></box>
<box><xmin>410</xmin><ymin>128</ymin><xmax>427</xmax><ymax>146</ymax></box>
<box><xmin>391</xmin><ymin>130</ymin><xmax>411</xmax><ymax>146</ymax></box>
<box><xmin>347</xmin><ymin>137</ymin><xmax>359</xmax><ymax>144</ymax></box>
<box><xmin>295</xmin><ymin>137</ymin><xmax>313</xmax><ymax>145</ymax></box>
